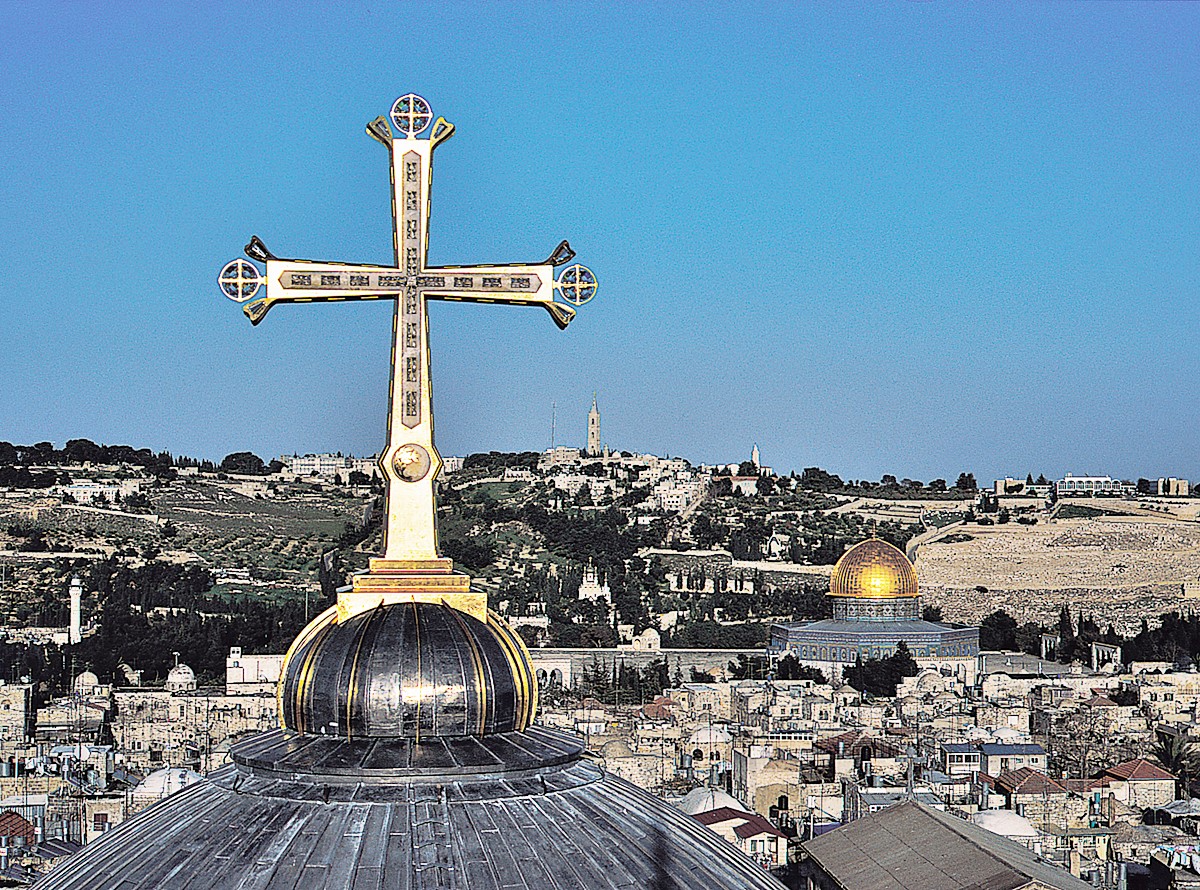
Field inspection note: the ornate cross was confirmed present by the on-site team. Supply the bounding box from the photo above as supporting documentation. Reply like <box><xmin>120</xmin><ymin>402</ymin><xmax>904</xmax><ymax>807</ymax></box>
<box><xmin>219</xmin><ymin>93</ymin><xmax>595</xmax><ymax>622</ymax></box>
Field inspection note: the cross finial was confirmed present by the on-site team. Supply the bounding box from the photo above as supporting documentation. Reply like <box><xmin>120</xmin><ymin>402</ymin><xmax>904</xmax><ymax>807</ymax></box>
<box><xmin>219</xmin><ymin>93</ymin><xmax>597</xmax><ymax>623</ymax></box>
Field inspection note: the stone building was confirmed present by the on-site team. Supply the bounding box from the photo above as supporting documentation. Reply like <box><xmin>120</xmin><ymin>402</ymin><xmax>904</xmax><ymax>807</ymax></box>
<box><xmin>994</xmin><ymin>768</ymin><xmax>1088</xmax><ymax>829</ymax></box>
<box><xmin>693</xmin><ymin>807</ymin><xmax>789</xmax><ymax>869</ymax></box>
<box><xmin>1095</xmin><ymin>759</ymin><xmax>1177</xmax><ymax>809</ymax></box>
<box><xmin>110</xmin><ymin>685</ymin><xmax>277</xmax><ymax>772</ymax></box>
<box><xmin>0</xmin><ymin>683</ymin><xmax>33</xmax><ymax>747</ymax></box>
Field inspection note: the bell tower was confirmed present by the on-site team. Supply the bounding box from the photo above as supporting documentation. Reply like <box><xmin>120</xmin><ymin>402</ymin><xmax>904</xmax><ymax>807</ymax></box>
<box><xmin>587</xmin><ymin>393</ymin><xmax>601</xmax><ymax>457</ymax></box>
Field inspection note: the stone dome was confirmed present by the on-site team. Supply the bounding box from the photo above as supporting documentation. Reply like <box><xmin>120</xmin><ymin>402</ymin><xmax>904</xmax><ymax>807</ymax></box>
<box><xmin>132</xmin><ymin>767</ymin><xmax>203</xmax><ymax>802</ymax></box>
<box><xmin>688</xmin><ymin>725</ymin><xmax>733</xmax><ymax>746</ymax></box>
<box><xmin>279</xmin><ymin>602</ymin><xmax>536</xmax><ymax>739</ymax></box>
<box><xmin>678</xmin><ymin>786</ymin><xmax>751</xmax><ymax>815</ymax></box>
<box><xmin>72</xmin><ymin>671</ymin><xmax>99</xmax><ymax>693</ymax></box>
<box><xmin>971</xmin><ymin>809</ymin><xmax>1040</xmax><ymax>839</ymax></box>
<box><xmin>165</xmin><ymin>663</ymin><xmax>196</xmax><ymax>692</ymax></box>
<box><xmin>600</xmin><ymin>739</ymin><xmax>634</xmax><ymax>758</ymax></box>
<box><xmin>829</xmin><ymin>539</ymin><xmax>918</xmax><ymax>600</ymax></box>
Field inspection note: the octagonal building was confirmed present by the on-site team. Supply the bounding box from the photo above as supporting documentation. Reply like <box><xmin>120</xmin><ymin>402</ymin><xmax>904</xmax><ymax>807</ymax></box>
<box><xmin>769</xmin><ymin>539</ymin><xmax>979</xmax><ymax>683</ymax></box>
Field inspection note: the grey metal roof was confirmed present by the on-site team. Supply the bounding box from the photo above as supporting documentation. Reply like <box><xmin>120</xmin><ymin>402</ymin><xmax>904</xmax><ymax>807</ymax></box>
<box><xmin>801</xmin><ymin>800</ymin><xmax>1090</xmax><ymax>890</ymax></box>
<box><xmin>978</xmin><ymin>743</ymin><xmax>1045</xmax><ymax>756</ymax></box>
<box><xmin>34</xmin><ymin>728</ymin><xmax>787</xmax><ymax>890</ymax></box>
<box><xmin>940</xmin><ymin>743</ymin><xmax>976</xmax><ymax>754</ymax></box>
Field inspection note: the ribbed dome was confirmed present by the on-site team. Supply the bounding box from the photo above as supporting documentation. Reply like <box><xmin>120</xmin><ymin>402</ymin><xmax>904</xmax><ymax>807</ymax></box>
<box><xmin>279</xmin><ymin>602</ymin><xmax>537</xmax><ymax>739</ymax></box>
<box><xmin>829</xmin><ymin>539</ymin><xmax>918</xmax><ymax>600</ymax></box>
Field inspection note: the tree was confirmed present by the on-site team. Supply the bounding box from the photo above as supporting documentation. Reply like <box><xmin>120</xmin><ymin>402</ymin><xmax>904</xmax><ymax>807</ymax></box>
<box><xmin>1151</xmin><ymin>734</ymin><xmax>1198</xmax><ymax>792</ymax></box>
<box><xmin>980</xmin><ymin>610</ymin><xmax>1018</xmax><ymax>650</ymax></box>
<box><xmin>922</xmin><ymin>604</ymin><xmax>943</xmax><ymax>621</ymax></box>
<box><xmin>928</xmin><ymin>479</ymin><xmax>947</xmax><ymax>492</ymax></box>
<box><xmin>691</xmin><ymin>514</ymin><xmax>723</xmax><ymax>549</ymax></box>
<box><xmin>955</xmin><ymin>473</ymin><xmax>977</xmax><ymax>491</ymax></box>
<box><xmin>773</xmin><ymin>654</ymin><xmax>826</xmax><ymax>683</ymax></box>
<box><xmin>844</xmin><ymin>643</ymin><xmax>919</xmax><ymax>697</ymax></box>
<box><xmin>1056</xmin><ymin>604</ymin><xmax>1077</xmax><ymax>663</ymax></box>
<box><xmin>799</xmin><ymin>467</ymin><xmax>844</xmax><ymax>493</ymax></box>
<box><xmin>220</xmin><ymin>452</ymin><xmax>266</xmax><ymax>475</ymax></box>
<box><xmin>890</xmin><ymin>641</ymin><xmax>918</xmax><ymax>679</ymax></box>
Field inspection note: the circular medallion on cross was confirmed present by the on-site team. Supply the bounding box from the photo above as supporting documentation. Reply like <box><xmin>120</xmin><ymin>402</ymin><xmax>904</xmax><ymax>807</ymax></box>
<box><xmin>390</xmin><ymin>94</ymin><xmax>432</xmax><ymax>138</ymax></box>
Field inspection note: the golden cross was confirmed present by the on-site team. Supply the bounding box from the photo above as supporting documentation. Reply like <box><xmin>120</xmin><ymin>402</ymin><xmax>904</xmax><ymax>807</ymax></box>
<box><xmin>218</xmin><ymin>94</ymin><xmax>595</xmax><ymax>621</ymax></box>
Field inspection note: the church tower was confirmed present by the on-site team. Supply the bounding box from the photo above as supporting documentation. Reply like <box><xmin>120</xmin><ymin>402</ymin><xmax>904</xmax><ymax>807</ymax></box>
<box><xmin>586</xmin><ymin>392</ymin><xmax>601</xmax><ymax>456</ymax></box>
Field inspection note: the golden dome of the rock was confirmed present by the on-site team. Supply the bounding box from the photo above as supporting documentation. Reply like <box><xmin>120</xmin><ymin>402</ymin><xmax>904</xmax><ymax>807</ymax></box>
<box><xmin>829</xmin><ymin>539</ymin><xmax>918</xmax><ymax>600</ymax></box>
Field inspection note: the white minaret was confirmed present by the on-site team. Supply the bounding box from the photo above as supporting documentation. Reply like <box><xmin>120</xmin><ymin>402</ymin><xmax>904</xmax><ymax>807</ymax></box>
<box><xmin>68</xmin><ymin>576</ymin><xmax>82</xmax><ymax>645</ymax></box>
<box><xmin>587</xmin><ymin>393</ymin><xmax>601</xmax><ymax>457</ymax></box>
<box><xmin>751</xmin><ymin>443</ymin><xmax>761</xmax><ymax>470</ymax></box>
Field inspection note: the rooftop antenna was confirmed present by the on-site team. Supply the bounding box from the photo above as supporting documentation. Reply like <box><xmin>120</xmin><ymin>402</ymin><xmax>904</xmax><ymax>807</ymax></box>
<box><xmin>551</xmin><ymin>401</ymin><xmax>556</xmax><ymax>450</ymax></box>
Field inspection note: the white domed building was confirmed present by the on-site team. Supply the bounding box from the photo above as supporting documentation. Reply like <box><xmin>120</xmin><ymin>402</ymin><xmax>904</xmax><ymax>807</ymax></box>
<box><xmin>164</xmin><ymin>663</ymin><xmax>196</xmax><ymax>693</ymax></box>
<box><xmin>129</xmin><ymin>768</ymin><xmax>204</xmax><ymax>814</ymax></box>
<box><xmin>971</xmin><ymin>809</ymin><xmax>1042</xmax><ymax>850</ymax></box>
<box><xmin>72</xmin><ymin>671</ymin><xmax>100</xmax><ymax>696</ymax></box>
<box><xmin>678</xmin><ymin>786</ymin><xmax>751</xmax><ymax>816</ymax></box>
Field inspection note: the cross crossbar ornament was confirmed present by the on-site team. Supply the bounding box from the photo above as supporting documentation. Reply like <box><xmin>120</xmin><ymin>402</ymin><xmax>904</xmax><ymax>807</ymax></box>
<box><xmin>219</xmin><ymin>94</ymin><xmax>596</xmax><ymax>623</ymax></box>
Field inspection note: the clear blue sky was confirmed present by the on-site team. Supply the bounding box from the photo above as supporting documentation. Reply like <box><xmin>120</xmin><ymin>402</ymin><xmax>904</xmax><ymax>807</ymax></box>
<box><xmin>2</xmin><ymin>3</ymin><xmax>1198</xmax><ymax>484</ymax></box>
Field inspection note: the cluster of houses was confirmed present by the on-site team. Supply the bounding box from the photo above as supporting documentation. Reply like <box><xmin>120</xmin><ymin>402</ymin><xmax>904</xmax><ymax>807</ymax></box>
<box><xmin>526</xmin><ymin>649</ymin><xmax>1200</xmax><ymax>888</ymax></box>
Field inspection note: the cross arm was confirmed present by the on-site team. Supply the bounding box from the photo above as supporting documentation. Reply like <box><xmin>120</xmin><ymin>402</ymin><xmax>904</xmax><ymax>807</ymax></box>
<box><xmin>242</xmin><ymin>258</ymin><xmax>407</xmax><ymax>325</ymax></box>
<box><xmin>421</xmin><ymin>263</ymin><xmax>575</xmax><ymax>329</ymax></box>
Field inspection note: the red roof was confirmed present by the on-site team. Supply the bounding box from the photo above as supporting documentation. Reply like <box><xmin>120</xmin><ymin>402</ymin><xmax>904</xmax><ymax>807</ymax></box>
<box><xmin>815</xmin><ymin>731</ymin><xmax>864</xmax><ymax>754</ymax></box>
<box><xmin>0</xmin><ymin>810</ymin><xmax>35</xmax><ymax>844</ymax></box>
<box><xmin>640</xmin><ymin>702</ymin><xmax>673</xmax><ymax>720</ymax></box>
<box><xmin>1063</xmin><ymin>777</ymin><xmax>1111</xmax><ymax>794</ymax></box>
<box><xmin>1103</xmin><ymin>759</ymin><xmax>1176</xmax><ymax>781</ymax></box>
<box><xmin>693</xmin><ymin>808</ymin><xmax>787</xmax><ymax>840</ymax></box>
<box><xmin>694</xmin><ymin>807</ymin><xmax>749</xmax><ymax>826</ymax></box>
<box><xmin>996</xmin><ymin>767</ymin><xmax>1067</xmax><ymax>796</ymax></box>
<box><xmin>733</xmin><ymin>813</ymin><xmax>787</xmax><ymax>840</ymax></box>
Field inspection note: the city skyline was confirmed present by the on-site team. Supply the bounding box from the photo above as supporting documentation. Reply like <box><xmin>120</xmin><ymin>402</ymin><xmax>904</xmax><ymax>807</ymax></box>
<box><xmin>3</xmin><ymin>4</ymin><xmax>1199</xmax><ymax>484</ymax></box>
